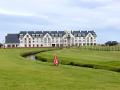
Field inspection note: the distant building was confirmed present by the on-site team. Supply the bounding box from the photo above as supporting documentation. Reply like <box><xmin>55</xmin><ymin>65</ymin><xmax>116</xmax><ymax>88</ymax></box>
<box><xmin>5</xmin><ymin>30</ymin><xmax>97</xmax><ymax>48</ymax></box>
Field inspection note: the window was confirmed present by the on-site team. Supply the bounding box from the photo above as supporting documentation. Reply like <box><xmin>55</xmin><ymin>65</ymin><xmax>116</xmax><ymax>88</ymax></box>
<box><xmin>59</xmin><ymin>34</ymin><xmax>62</xmax><ymax>37</ymax></box>
<box><xmin>40</xmin><ymin>34</ymin><xmax>43</xmax><ymax>37</ymax></box>
<box><xmin>37</xmin><ymin>44</ymin><xmax>39</xmax><ymax>47</ymax></box>
<box><xmin>32</xmin><ymin>34</ymin><xmax>35</xmax><ymax>37</ymax></box>
<box><xmin>24</xmin><ymin>38</ymin><xmax>27</xmax><ymax>43</ymax></box>
<box><xmin>87</xmin><ymin>37</ymin><xmax>89</xmax><ymax>42</ymax></box>
<box><xmin>20</xmin><ymin>34</ymin><xmax>23</xmax><ymax>38</ymax></box>
<box><xmin>48</xmin><ymin>38</ymin><xmax>51</xmax><ymax>43</ymax></box>
<box><xmin>25</xmin><ymin>44</ymin><xmax>27</xmax><ymax>47</ymax></box>
<box><xmin>89</xmin><ymin>34</ymin><xmax>91</xmax><ymax>37</ymax></box>
<box><xmin>91</xmin><ymin>37</ymin><xmax>93</xmax><ymax>42</ymax></box>
<box><xmin>75</xmin><ymin>40</ymin><xmax>77</xmax><ymax>42</ymax></box>
<box><xmin>36</xmin><ymin>34</ymin><xmax>39</xmax><ymax>37</ymax></box>
<box><xmin>29</xmin><ymin>44</ymin><xmax>31</xmax><ymax>47</ymax></box>
<box><xmin>27</xmin><ymin>35</ymin><xmax>29</xmax><ymax>37</ymax></box>
<box><xmin>64</xmin><ymin>40</ymin><xmax>66</xmax><ymax>42</ymax></box>
<box><xmin>33</xmin><ymin>44</ymin><xmax>35</xmax><ymax>47</ymax></box>
<box><xmin>83</xmin><ymin>43</ymin><xmax>86</xmax><ymax>46</ymax></box>
<box><xmin>44</xmin><ymin>38</ymin><xmax>47</xmax><ymax>43</ymax></box>
<box><xmin>55</xmin><ymin>34</ymin><xmax>58</xmax><ymax>37</ymax></box>
<box><xmin>52</xmin><ymin>34</ymin><xmax>54</xmax><ymax>37</ymax></box>
<box><xmin>78</xmin><ymin>34</ymin><xmax>81</xmax><ymax>37</ymax></box>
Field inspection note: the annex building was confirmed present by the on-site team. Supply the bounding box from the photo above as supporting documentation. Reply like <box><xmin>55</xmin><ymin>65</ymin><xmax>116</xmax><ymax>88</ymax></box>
<box><xmin>5</xmin><ymin>30</ymin><xmax>97</xmax><ymax>48</ymax></box>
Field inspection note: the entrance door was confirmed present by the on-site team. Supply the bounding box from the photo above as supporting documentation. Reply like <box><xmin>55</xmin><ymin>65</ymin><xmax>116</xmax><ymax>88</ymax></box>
<box><xmin>52</xmin><ymin>44</ymin><xmax>55</xmax><ymax>47</ymax></box>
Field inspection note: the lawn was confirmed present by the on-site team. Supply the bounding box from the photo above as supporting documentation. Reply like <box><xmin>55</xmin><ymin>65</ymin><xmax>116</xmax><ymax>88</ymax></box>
<box><xmin>0</xmin><ymin>48</ymin><xmax>120</xmax><ymax>90</ymax></box>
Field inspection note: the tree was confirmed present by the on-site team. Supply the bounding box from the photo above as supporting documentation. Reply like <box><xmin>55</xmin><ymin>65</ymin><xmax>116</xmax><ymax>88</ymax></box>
<box><xmin>0</xmin><ymin>43</ymin><xmax>3</xmax><ymax>48</ymax></box>
<box><xmin>105</xmin><ymin>41</ymin><xmax>118</xmax><ymax>46</ymax></box>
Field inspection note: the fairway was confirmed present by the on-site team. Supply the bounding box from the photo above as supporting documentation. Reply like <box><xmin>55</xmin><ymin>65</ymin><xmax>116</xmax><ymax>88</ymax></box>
<box><xmin>0</xmin><ymin>48</ymin><xmax>120</xmax><ymax>90</ymax></box>
<box><xmin>36</xmin><ymin>48</ymin><xmax>120</xmax><ymax>71</ymax></box>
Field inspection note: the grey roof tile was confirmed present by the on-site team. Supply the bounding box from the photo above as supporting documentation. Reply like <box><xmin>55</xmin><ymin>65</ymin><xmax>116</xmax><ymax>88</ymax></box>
<box><xmin>5</xmin><ymin>34</ymin><xmax>19</xmax><ymax>43</ymax></box>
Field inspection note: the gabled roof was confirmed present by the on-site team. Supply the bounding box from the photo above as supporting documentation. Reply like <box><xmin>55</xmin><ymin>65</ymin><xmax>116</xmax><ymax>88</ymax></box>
<box><xmin>19</xmin><ymin>31</ymin><xmax>27</xmax><ymax>36</ymax></box>
<box><xmin>35</xmin><ymin>31</ymin><xmax>42</xmax><ymax>34</ymax></box>
<box><xmin>19</xmin><ymin>31</ymin><xmax>66</xmax><ymax>37</ymax></box>
<box><xmin>71</xmin><ymin>30</ymin><xmax>96</xmax><ymax>37</ymax></box>
<box><xmin>88</xmin><ymin>31</ymin><xmax>97</xmax><ymax>37</ymax></box>
<box><xmin>17</xmin><ymin>30</ymin><xmax>96</xmax><ymax>38</ymax></box>
<box><xmin>81</xmin><ymin>31</ymin><xmax>88</xmax><ymax>37</ymax></box>
<box><xmin>5</xmin><ymin>34</ymin><xmax>19</xmax><ymax>43</ymax></box>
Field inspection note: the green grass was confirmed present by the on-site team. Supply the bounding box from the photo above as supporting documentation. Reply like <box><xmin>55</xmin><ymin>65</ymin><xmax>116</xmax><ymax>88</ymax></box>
<box><xmin>0</xmin><ymin>48</ymin><xmax>120</xmax><ymax>90</ymax></box>
<box><xmin>79</xmin><ymin>45</ymin><xmax>120</xmax><ymax>51</ymax></box>
<box><xmin>36</xmin><ymin>48</ymin><xmax>120</xmax><ymax>71</ymax></box>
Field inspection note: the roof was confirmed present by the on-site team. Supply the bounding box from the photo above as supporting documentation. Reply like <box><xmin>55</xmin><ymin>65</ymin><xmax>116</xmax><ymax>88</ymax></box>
<box><xmin>71</xmin><ymin>30</ymin><xmax>96</xmax><ymax>37</ymax></box>
<box><xmin>5</xmin><ymin>34</ymin><xmax>20</xmax><ymax>43</ymax></box>
<box><xmin>19</xmin><ymin>30</ymin><xmax>97</xmax><ymax>37</ymax></box>
<box><xmin>88</xmin><ymin>31</ymin><xmax>97</xmax><ymax>37</ymax></box>
<box><xmin>5</xmin><ymin>31</ymin><xmax>97</xmax><ymax>44</ymax></box>
<box><xmin>19</xmin><ymin>31</ymin><xmax>66</xmax><ymax>37</ymax></box>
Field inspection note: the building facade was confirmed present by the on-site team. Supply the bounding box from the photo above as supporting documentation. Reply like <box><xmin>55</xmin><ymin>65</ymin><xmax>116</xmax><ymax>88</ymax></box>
<box><xmin>5</xmin><ymin>30</ymin><xmax>97</xmax><ymax>48</ymax></box>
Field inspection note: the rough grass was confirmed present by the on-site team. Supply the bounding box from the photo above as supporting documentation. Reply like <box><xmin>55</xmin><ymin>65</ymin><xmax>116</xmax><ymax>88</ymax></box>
<box><xmin>0</xmin><ymin>48</ymin><xmax>120</xmax><ymax>90</ymax></box>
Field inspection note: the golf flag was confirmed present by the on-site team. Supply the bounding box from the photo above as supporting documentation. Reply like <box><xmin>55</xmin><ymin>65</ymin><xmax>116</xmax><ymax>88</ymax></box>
<box><xmin>53</xmin><ymin>55</ymin><xmax>59</xmax><ymax>66</ymax></box>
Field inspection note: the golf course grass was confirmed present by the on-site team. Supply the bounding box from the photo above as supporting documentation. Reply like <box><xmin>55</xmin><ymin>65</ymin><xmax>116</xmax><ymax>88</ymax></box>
<box><xmin>0</xmin><ymin>48</ymin><xmax>120</xmax><ymax>90</ymax></box>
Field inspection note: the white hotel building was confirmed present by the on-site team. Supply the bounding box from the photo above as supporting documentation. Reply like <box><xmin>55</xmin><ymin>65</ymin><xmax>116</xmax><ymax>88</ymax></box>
<box><xmin>5</xmin><ymin>30</ymin><xmax>97</xmax><ymax>48</ymax></box>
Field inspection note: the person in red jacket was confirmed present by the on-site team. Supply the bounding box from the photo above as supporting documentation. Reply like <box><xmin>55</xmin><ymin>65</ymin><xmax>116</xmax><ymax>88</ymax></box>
<box><xmin>53</xmin><ymin>55</ymin><xmax>59</xmax><ymax>66</ymax></box>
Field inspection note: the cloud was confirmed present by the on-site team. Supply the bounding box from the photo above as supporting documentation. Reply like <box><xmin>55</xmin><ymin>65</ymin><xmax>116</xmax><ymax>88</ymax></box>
<box><xmin>0</xmin><ymin>0</ymin><xmax>120</xmax><ymax>43</ymax></box>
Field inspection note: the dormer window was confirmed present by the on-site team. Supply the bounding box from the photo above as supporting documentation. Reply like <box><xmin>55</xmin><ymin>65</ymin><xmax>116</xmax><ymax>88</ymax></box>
<box><xmin>26</xmin><ymin>35</ymin><xmax>29</xmax><ymax>38</ymax></box>
<box><xmin>78</xmin><ymin>34</ymin><xmax>81</xmax><ymax>37</ymax></box>
<box><xmin>32</xmin><ymin>34</ymin><xmax>35</xmax><ymax>37</ymax></box>
<box><xmin>52</xmin><ymin>34</ymin><xmax>54</xmax><ymax>37</ymax></box>
<box><xmin>59</xmin><ymin>34</ymin><xmax>62</xmax><ymax>37</ymax></box>
<box><xmin>55</xmin><ymin>34</ymin><xmax>58</xmax><ymax>37</ymax></box>
<box><xmin>19</xmin><ymin>34</ymin><xmax>23</xmax><ymax>39</ymax></box>
<box><xmin>89</xmin><ymin>34</ymin><xmax>91</xmax><ymax>37</ymax></box>
<box><xmin>74</xmin><ymin>34</ymin><xmax>77</xmax><ymax>37</ymax></box>
<box><xmin>40</xmin><ymin>34</ymin><xmax>43</xmax><ymax>37</ymax></box>
<box><xmin>20</xmin><ymin>34</ymin><xmax>23</xmax><ymax>36</ymax></box>
<box><xmin>36</xmin><ymin>34</ymin><xmax>39</xmax><ymax>37</ymax></box>
<box><xmin>83</xmin><ymin>33</ymin><xmax>85</xmax><ymax>36</ymax></box>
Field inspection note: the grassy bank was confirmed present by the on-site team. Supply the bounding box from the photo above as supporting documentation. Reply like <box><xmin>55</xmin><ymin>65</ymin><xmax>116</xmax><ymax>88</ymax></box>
<box><xmin>36</xmin><ymin>47</ymin><xmax>120</xmax><ymax>72</ymax></box>
<box><xmin>0</xmin><ymin>48</ymin><xmax>120</xmax><ymax>90</ymax></box>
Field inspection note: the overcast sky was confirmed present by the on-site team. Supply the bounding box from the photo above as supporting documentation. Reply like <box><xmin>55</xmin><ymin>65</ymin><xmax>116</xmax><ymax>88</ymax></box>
<box><xmin>0</xmin><ymin>0</ymin><xmax>120</xmax><ymax>43</ymax></box>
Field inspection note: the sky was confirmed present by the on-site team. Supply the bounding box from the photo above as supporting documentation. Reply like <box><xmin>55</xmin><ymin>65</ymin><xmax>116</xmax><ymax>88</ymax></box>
<box><xmin>0</xmin><ymin>0</ymin><xmax>120</xmax><ymax>43</ymax></box>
